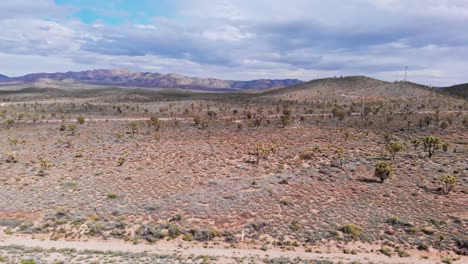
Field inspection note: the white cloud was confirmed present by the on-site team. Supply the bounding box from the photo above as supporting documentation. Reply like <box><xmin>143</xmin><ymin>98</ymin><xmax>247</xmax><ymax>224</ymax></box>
<box><xmin>0</xmin><ymin>0</ymin><xmax>467</xmax><ymax>86</ymax></box>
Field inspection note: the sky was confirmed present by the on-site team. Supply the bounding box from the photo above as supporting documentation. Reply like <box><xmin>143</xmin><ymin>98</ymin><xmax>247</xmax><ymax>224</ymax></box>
<box><xmin>0</xmin><ymin>0</ymin><xmax>467</xmax><ymax>86</ymax></box>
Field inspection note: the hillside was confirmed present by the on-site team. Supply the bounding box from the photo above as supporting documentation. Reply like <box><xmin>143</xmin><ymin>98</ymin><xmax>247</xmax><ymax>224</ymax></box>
<box><xmin>259</xmin><ymin>76</ymin><xmax>454</xmax><ymax>102</ymax></box>
<box><xmin>442</xmin><ymin>83</ymin><xmax>468</xmax><ymax>98</ymax></box>
<box><xmin>0</xmin><ymin>69</ymin><xmax>302</xmax><ymax>91</ymax></box>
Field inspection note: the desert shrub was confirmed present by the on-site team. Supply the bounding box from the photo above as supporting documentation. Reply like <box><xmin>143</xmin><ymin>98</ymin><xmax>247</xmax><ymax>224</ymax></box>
<box><xmin>5</xmin><ymin>119</ymin><xmax>15</xmax><ymax>126</ymax></box>
<box><xmin>290</xmin><ymin>220</ymin><xmax>301</xmax><ymax>231</ymax></box>
<box><xmin>440</xmin><ymin>175</ymin><xmax>457</xmax><ymax>195</ymax></box>
<box><xmin>107</xmin><ymin>193</ymin><xmax>118</xmax><ymax>199</ymax></box>
<box><xmin>137</xmin><ymin>225</ymin><xmax>164</xmax><ymax>243</ymax></box>
<box><xmin>168</xmin><ymin>224</ymin><xmax>181</xmax><ymax>238</ymax></box>
<box><xmin>5</xmin><ymin>152</ymin><xmax>17</xmax><ymax>163</ymax></box>
<box><xmin>207</xmin><ymin>110</ymin><xmax>217</xmax><ymax>118</ymax></box>
<box><xmin>422</xmin><ymin>135</ymin><xmax>441</xmax><ymax>158</ymax></box>
<box><xmin>68</xmin><ymin>124</ymin><xmax>77</xmax><ymax>135</ymax></box>
<box><xmin>341</xmin><ymin>224</ymin><xmax>363</xmax><ymax>239</ymax></box>
<box><xmin>59</xmin><ymin>124</ymin><xmax>66</xmax><ymax>131</ymax></box>
<box><xmin>182</xmin><ymin>233</ymin><xmax>193</xmax><ymax>241</ymax></box>
<box><xmin>76</xmin><ymin>116</ymin><xmax>85</xmax><ymax>124</ymax></box>
<box><xmin>117</xmin><ymin>157</ymin><xmax>126</xmax><ymax>166</ymax></box>
<box><xmin>379</xmin><ymin>248</ymin><xmax>392</xmax><ymax>257</ymax></box>
<box><xmin>223</xmin><ymin>231</ymin><xmax>237</xmax><ymax>243</ymax></box>
<box><xmin>386</xmin><ymin>142</ymin><xmax>403</xmax><ymax>160</ymax></box>
<box><xmin>38</xmin><ymin>160</ymin><xmax>52</xmax><ymax>169</ymax></box>
<box><xmin>189</xmin><ymin>228</ymin><xmax>215</xmax><ymax>241</ymax></box>
<box><xmin>299</xmin><ymin>152</ymin><xmax>314</xmax><ymax>160</ymax></box>
<box><xmin>332</xmin><ymin>107</ymin><xmax>346</xmax><ymax>120</ymax></box>
<box><xmin>279</xmin><ymin>197</ymin><xmax>293</xmax><ymax>206</ymax></box>
<box><xmin>248</xmin><ymin>220</ymin><xmax>269</xmax><ymax>233</ymax></box>
<box><xmin>374</xmin><ymin>161</ymin><xmax>394</xmax><ymax>183</ymax></box>
<box><xmin>417</xmin><ymin>243</ymin><xmax>429</xmax><ymax>251</ymax></box>
<box><xmin>386</xmin><ymin>216</ymin><xmax>413</xmax><ymax>227</ymax></box>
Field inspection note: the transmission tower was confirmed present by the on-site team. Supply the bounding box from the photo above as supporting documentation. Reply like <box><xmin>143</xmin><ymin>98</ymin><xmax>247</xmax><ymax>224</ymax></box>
<box><xmin>403</xmin><ymin>66</ymin><xmax>408</xmax><ymax>82</ymax></box>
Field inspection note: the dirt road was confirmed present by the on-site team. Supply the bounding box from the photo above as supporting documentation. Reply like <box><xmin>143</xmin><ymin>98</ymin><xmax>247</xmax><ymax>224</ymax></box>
<box><xmin>0</xmin><ymin>233</ymin><xmax>457</xmax><ymax>263</ymax></box>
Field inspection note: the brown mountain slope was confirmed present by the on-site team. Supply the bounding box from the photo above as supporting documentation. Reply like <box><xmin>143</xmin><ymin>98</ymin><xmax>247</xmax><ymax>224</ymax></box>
<box><xmin>259</xmin><ymin>76</ymin><xmax>453</xmax><ymax>102</ymax></box>
<box><xmin>0</xmin><ymin>69</ymin><xmax>302</xmax><ymax>91</ymax></box>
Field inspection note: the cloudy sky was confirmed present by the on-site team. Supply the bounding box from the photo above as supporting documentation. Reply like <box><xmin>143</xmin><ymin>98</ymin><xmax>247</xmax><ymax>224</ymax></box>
<box><xmin>0</xmin><ymin>0</ymin><xmax>467</xmax><ymax>86</ymax></box>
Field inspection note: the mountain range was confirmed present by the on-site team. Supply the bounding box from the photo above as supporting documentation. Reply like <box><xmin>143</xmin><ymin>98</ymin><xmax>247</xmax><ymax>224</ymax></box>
<box><xmin>0</xmin><ymin>69</ymin><xmax>303</xmax><ymax>91</ymax></box>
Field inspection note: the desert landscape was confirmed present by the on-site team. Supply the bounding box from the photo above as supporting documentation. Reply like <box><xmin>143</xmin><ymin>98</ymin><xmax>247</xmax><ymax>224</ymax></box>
<box><xmin>0</xmin><ymin>74</ymin><xmax>466</xmax><ymax>263</ymax></box>
<box><xmin>1</xmin><ymin>0</ymin><xmax>468</xmax><ymax>263</ymax></box>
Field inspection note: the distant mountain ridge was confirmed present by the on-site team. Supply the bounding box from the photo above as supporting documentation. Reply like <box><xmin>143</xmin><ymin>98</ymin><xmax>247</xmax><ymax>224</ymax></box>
<box><xmin>0</xmin><ymin>69</ymin><xmax>303</xmax><ymax>91</ymax></box>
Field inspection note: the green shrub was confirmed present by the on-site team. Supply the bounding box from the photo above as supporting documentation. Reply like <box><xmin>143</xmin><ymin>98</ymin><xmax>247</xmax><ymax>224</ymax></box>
<box><xmin>374</xmin><ymin>161</ymin><xmax>394</xmax><ymax>183</ymax></box>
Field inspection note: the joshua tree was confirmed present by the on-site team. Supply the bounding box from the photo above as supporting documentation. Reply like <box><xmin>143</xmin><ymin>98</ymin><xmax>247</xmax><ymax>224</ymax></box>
<box><xmin>422</xmin><ymin>136</ymin><xmax>441</xmax><ymax>158</ymax></box>
<box><xmin>38</xmin><ymin>160</ymin><xmax>52</xmax><ymax>176</ymax></box>
<box><xmin>442</xmin><ymin>142</ymin><xmax>450</xmax><ymax>153</ymax></box>
<box><xmin>250</xmin><ymin>143</ymin><xmax>278</xmax><ymax>164</ymax></box>
<box><xmin>411</xmin><ymin>139</ymin><xmax>421</xmax><ymax>150</ymax></box>
<box><xmin>280</xmin><ymin>110</ymin><xmax>292</xmax><ymax>127</ymax></box>
<box><xmin>374</xmin><ymin>161</ymin><xmax>394</xmax><ymax>183</ymax></box>
<box><xmin>439</xmin><ymin>175</ymin><xmax>457</xmax><ymax>195</ymax></box>
<box><xmin>440</xmin><ymin>121</ymin><xmax>448</xmax><ymax>130</ymax></box>
<box><xmin>129</xmin><ymin>121</ymin><xmax>139</xmax><ymax>137</ymax></box>
<box><xmin>193</xmin><ymin>116</ymin><xmax>201</xmax><ymax>126</ymax></box>
<box><xmin>147</xmin><ymin>116</ymin><xmax>160</xmax><ymax>132</ymax></box>
<box><xmin>253</xmin><ymin>117</ymin><xmax>262</xmax><ymax>127</ymax></box>
<box><xmin>386</xmin><ymin>142</ymin><xmax>403</xmax><ymax>160</ymax></box>
<box><xmin>384</xmin><ymin>133</ymin><xmax>393</xmax><ymax>145</ymax></box>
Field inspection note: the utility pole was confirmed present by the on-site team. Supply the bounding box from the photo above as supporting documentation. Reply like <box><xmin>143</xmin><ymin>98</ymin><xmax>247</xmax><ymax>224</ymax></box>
<box><xmin>404</xmin><ymin>66</ymin><xmax>408</xmax><ymax>82</ymax></box>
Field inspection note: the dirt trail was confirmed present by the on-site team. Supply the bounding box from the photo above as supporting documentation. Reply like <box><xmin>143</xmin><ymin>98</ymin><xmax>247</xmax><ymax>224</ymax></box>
<box><xmin>14</xmin><ymin>110</ymin><xmax>468</xmax><ymax>124</ymax></box>
<box><xmin>0</xmin><ymin>234</ymin><xmax>456</xmax><ymax>263</ymax></box>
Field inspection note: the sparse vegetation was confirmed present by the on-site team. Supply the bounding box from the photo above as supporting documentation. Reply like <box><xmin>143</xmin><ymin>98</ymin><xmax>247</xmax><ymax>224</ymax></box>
<box><xmin>0</xmin><ymin>73</ymin><xmax>466</xmax><ymax>262</ymax></box>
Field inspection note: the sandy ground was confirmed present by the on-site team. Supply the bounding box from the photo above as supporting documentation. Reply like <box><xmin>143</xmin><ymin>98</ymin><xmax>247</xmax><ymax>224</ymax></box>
<box><xmin>1</xmin><ymin>233</ymin><xmax>463</xmax><ymax>263</ymax></box>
